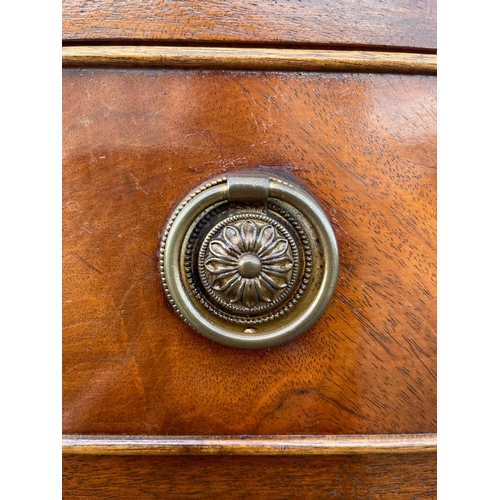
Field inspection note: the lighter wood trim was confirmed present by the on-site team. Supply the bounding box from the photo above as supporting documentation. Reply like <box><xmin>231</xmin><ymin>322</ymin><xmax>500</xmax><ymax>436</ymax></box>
<box><xmin>62</xmin><ymin>46</ymin><xmax>436</xmax><ymax>74</ymax></box>
<box><xmin>62</xmin><ymin>434</ymin><xmax>436</xmax><ymax>456</ymax></box>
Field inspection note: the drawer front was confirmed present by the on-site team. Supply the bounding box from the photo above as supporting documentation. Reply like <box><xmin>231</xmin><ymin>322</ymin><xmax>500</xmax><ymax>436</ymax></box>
<box><xmin>63</xmin><ymin>69</ymin><xmax>436</xmax><ymax>436</ymax></box>
<box><xmin>63</xmin><ymin>453</ymin><xmax>437</xmax><ymax>499</ymax></box>
<box><xmin>62</xmin><ymin>0</ymin><xmax>437</xmax><ymax>51</ymax></box>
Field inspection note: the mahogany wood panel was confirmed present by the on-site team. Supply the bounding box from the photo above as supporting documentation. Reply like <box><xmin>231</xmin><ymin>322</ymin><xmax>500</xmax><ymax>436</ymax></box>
<box><xmin>63</xmin><ymin>453</ymin><xmax>437</xmax><ymax>499</ymax></box>
<box><xmin>63</xmin><ymin>69</ymin><xmax>436</xmax><ymax>436</ymax></box>
<box><xmin>62</xmin><ymin>0</ymin><xmax>437</xmax><ymax>52</ymax></box>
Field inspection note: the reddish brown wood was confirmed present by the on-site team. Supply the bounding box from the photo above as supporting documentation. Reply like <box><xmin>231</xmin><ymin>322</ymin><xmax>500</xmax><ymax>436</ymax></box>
<box><xmin>62</xmin><ymin>0</ymin><xmax>437</xmax><ymax>52</ymax></box>
<box><xmin>63</xmin><ymin>69</ymin><xmax>436</xmax><ymax>436</ymax></box>
<box><xmin>63</xmin><ymin>453</ymin><xmax>437</xmax><ymax>498</ymax></box>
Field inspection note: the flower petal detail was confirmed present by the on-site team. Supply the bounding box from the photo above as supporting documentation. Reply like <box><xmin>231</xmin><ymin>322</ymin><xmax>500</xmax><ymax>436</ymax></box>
<box><xmin>259</xmin><ymin>238</ymin><xmax>288</xmax><ymax>259</ymax></box>
<box><xmin>262</xmin><ymin>260</ymin><xmax>293</xmax><ymax>274</ymax></box>
<box><xmin>241</xmin><ymin>279</ymin><xmax>259</xmax><ymax>308</ymax></box>
<box><xmin>205</xmin><ymin>258</ymin><xmax>238</xmax><ymax>275</ymax></box>
<box><xmin>225</xmin><ymin>278</ymin><xmax>245</xmax><ymax>303</ymax></box>
<box><xmin>260</xmin><ymin>271</ymin><xmax>288</xmax><ymax>290</ymax></box>
<box><xmin>254</xmin><ymin>225</ymin><xmax>275</xmax><ymax>254</ymax></box>
<box><xmin>209</xmin><ymin>240</ymin><xmax>239</xmax><ymax>261</ymax></box>
<box><xmin>262</xmin><ymin>254</ymin><xmax>294</xmax><ymax>266</ymax></box>
<box><xmin>222</xmin><ymin>226</ymin><xmax>243</xmax><ymax>255</ymax></box>
<box><xmin>212</xmin><ymin>271</ymin><xmax>240</xmax><ymax>292</ymax></box>
<box><xmin>207</xmin><ymin>268</ymin><xmax>240</xmax><ymax>281</ymax></box>
<box><xmin>256</xmin><ymin>277</ymin><xmax>274</xmax><ymax>302</ymax></box>
<box><xmin>241</xmin><ymin>220</ymin><xmax>257</xmax><ymax>252</ymax></box>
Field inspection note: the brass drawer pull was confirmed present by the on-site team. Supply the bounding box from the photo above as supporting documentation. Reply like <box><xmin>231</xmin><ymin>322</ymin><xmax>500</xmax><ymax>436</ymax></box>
<box><xmin>159</xmin><ymin>170</ymin><xmax>339</xmax><ymax>348</ymax></box>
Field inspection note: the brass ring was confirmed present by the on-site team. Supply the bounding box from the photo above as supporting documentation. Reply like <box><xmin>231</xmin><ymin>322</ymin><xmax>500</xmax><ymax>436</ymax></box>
<box><xmin>159</xmin><ymin>171</ymin><xmax>339</xmax><ymax>349</ymax></box>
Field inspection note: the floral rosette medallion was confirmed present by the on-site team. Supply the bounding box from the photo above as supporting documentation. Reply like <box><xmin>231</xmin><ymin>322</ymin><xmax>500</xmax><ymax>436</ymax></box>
<box><xmin>199</xmin><ymin>215</ymin><xmax>302</xmax><ymax>317</ymax></box>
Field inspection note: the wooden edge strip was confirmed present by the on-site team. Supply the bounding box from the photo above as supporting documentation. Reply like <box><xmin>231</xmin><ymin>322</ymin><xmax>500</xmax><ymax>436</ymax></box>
<box><xmin>62</xmin><ymin>46</ymin><xmax>436</xmax><ymax>75</ymax></box>
<box><xmin>62</xmin><ymin>434</ymin><xmax>437</xmax><ymax>456</ymax></box>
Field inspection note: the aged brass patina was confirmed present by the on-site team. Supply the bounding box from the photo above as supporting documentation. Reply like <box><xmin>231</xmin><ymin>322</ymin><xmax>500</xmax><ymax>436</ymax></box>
<box><xmin>159</xmin><ymin>170</ymin><xmax>339</xmax><ymax>348</ymax></box>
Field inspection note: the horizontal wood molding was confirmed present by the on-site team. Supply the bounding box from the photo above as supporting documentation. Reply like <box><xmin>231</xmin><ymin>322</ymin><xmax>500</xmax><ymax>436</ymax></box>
<box><xmin>62</xmin><ymin>46</ymin><xmax>437</xmax><ymax>74</ymax></box>
<box><xmin>63</xmin><ymin>434</ymin><xmax>437</xmax><ymax>456</ymax></box>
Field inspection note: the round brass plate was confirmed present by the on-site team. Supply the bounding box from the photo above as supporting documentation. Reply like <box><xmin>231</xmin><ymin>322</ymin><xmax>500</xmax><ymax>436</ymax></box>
<box><xmin>159</xmin><ymin>170</ymin><xmax>339</xmax><ymax>349</ymax></box>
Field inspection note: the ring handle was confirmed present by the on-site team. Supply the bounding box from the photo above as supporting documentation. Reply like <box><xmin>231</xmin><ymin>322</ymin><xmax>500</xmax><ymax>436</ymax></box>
<box><xmin>159</xmin><ymin>170</ymin><xmax>339</xmax><ymax>349</ymax></box>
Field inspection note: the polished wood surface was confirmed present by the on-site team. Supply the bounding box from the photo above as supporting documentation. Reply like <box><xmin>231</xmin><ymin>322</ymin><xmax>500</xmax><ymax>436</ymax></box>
<box><xmin>63</xmin><ymin>453</ymin><xmax>437</xmax><ymax>498</ymax></box>
<box><xmin>62</xmin><ymin>46</ymin><xmax>437</xmax><ymax>74</ymax></box>
<box><xmin>63</xmin><ymin>69</ymin><xmax>436</xmax><ymax>436</ymax></box>
<box><xmin>62</xmin><ymin>0</ymin><xmax>437</xmax><ymax>51</ymax></box>
<box><xmin>63</xmin><ymin>433</ymin><xmax>437</xmax><ymax>455</ymax></box>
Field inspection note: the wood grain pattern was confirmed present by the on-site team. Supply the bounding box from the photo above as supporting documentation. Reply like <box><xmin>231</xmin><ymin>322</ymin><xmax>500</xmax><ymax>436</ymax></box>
<box><xmin>62</xmin><ymin>0</ymin><xmax>437</xmax><ymax>52</ymax></box>
<box><xmin>63</xmin><ymin>69</ymin><xmax>436</xmax><ymax>436</ymax></box>
<box><xmin>63</xmin><ymin>433</ymin><xmax>437</xmax><ymax>455</ymax></box>
<box><xmin>62</xmin><ymin>46</ymin><xmax>437</xmax><ymax>74</ymax></box>
<box><xmin>63</xmin><ymin>453</ymin><xmax>437</xmax><ymax>498</ymax></box>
